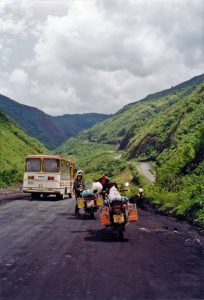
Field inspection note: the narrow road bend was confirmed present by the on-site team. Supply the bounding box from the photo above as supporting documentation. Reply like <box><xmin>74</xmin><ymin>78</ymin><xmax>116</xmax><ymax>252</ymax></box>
<box><xmin>136</xmin><ymin>161</ymin><xmax>156</xmax><ymax>183</ymax></box>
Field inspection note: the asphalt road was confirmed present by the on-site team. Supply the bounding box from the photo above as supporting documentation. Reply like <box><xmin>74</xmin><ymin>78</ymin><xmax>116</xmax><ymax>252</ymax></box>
<box><xmin>0</xmin><ymin>196</ymin><xmax>203</xmax><ymax>300</ymax></box>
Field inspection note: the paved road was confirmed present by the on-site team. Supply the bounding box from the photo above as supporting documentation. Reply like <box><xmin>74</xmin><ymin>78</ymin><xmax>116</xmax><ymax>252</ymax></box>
<box><xmin>0</xmin><ymin>196</ymin><xmax>203</xmax><ymax>300</ymax></box>
<box><xmin>136</xmin><ymin>162</ymin><xmax>156</xmax><ymax>183</ymax></box>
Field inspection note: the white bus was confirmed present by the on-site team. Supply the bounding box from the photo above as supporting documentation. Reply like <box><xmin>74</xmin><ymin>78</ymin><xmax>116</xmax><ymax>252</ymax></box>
<box><xmin>23</xmin><ymin>155</ymin><xmax>75</xmax><ymax>200</ymax></box>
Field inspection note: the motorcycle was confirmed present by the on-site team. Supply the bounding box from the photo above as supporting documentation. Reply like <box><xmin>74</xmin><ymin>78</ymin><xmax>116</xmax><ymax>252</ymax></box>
<box><xmin>76</xmin><ymin>181</ymin><xmax>104</xmax><ymax>218</ymax></box>
<box><xmin>99</xmin><ymin>183</ymin><xmax>138</xmax><ymax>240</ymax></box>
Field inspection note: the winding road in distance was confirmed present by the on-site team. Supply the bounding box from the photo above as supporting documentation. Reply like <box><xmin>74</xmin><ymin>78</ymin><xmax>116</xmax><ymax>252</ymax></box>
<box><xmin>0</xmin><ymin>195</ymin><xmax>203</xmax><ymax>300</ymax></box>
<box><xmin>136</xmin><ymin>161</ymin><xmax>156</xmax><ymax>183</ymax></box>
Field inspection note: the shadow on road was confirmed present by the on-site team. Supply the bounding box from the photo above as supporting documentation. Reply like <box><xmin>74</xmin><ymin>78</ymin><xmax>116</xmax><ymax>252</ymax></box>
<box><xmin>67</xmin><ymin>213</ymin><xmax>98</xmax><ymax>221</ymax></box>
<box><xmin>29</xmin><ymin>196</ymin><xmax>60</xmax><ymax>202</ymax></box>
<box><xmin>84</xmin><ymin>229</ymin><xmax>129</xmax><ymax>243</ymax></box>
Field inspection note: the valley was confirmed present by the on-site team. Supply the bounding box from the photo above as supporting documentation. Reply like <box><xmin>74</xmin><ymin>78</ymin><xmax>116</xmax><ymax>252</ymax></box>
<box><xmin>0</xmin><ymin>74</ymin><xmax>204</xmax><ymax>226</ymax></box>
<box><xmin>54</xmin><ymin>74</ymin><xmax>204</xmax><ymax>226</ymax></box>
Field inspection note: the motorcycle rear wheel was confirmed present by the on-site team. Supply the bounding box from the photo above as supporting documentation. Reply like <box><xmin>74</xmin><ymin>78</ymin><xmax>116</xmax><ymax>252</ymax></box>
<box><xmin>90</xmin><ymin>211</ymin><xmax>95</xmax><ymax>219</ymax></box>
<box><xmin>116</xmin><ymin>225</ymin><xmax>124</xmax><ymax>241</ymax></box>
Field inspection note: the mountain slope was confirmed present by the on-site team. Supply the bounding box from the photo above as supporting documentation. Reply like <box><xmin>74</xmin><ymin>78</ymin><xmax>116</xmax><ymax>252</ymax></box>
<box><xmin>0</xmin><ymin>111</ymin><xmax>48</xmax><ymax>187</ymax></box>
<box><xmin>57</xmin><ymin>74</ymin><xmax>204</xmax><ymax>225</ymax></box>
<box><xmin>0</xmin><ymin>94</ymin><xmax>109</xmax><ymax>149</ymax></box>
<box><xmin>127</xmin><ymin>83</ymin><xmax>204</xmax><ymax>223</ymax></box>
<box><xmin>78</xmin><ymin>74</ymin><xmax>204</xmax><ymax>146</ymax></box>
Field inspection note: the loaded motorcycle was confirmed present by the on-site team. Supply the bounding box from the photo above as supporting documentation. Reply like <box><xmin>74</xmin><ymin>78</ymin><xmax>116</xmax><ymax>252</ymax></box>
<box><xmin>99</xmin><ymin>183</ymin><xmax>138</xmax><ymax>240</ymax></box>
<box><xmin>76</xmin><ymin>182</ymin><xmax>104</xmax><ymax>218</ymax></box>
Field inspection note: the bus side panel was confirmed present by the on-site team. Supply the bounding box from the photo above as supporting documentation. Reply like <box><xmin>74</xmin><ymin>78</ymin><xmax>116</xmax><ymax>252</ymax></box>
<box><xmin>60</xmin><ymin>174</ymin><xmax>68</xmax><ymax>192</ymax></box>
<box><xmin>60</xmin><ymin>174</ymin><xmax>73</xmax><ymax>194</ymax></box>
<box><xmin>59</xmin><ymin>161</ymin><xmax>75</xmax><ymax>195</ymax></box>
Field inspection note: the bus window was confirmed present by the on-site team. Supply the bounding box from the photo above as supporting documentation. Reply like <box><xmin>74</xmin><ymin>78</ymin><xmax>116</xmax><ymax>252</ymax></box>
<box><xmin>69</xmin><ymin>162</ymin><xmax>73</xmax><ymax>177</ymax></box>
<box><xmin>42</xmin><ymin>158</ymin><xmax>60</xmax><ymax>173</ymax></box>
<box><xmin>74</xmin><ymin>168</ymin><xmax>77</xmax><ymax>176</ymax></box>
<box><xmin>26</xmin><ymin>158</ymin><xmax>41</xmax><ymax>172</ymax></box>
<box><xmin>60</xmin><ymin>160</ymin><xmax>70</xmax><ymax>174</ymax></box>
<box><xmin>61</xmin><ymin>160</ymin><xmax>65</xmax><ymax>174</ymax></box>
<box><xmin>66</xmin><ymin>161</ymin><xmax>70</xmax><ymax>174</ymax></box>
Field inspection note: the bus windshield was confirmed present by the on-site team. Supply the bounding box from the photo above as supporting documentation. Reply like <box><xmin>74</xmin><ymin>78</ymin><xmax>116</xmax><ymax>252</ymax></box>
<box><xmin>26</xmin><ymin>158</ymin><xmax>41</xmax><ymax>172</ymax></box>
<box><xmin>42</xmin><ymin>158</ymin><xmax>60</xmax><ymax>173</ymax></box>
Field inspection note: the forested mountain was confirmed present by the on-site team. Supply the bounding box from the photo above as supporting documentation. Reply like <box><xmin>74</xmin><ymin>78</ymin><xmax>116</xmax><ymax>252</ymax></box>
<box><xmin>0</xmin><ymin>111</ymin><xmax>47</xmax><ymax>187</ymax></box>
<box><xmin>0</xmin><ymin>94</ymin><xmax>109</xmax><ymax>149</ymax></box>
<box><xmin>78</xmin><ymin>74</ymin><xmax>204</xmax><ymax>145</ymax></box>
<box><xmin>57</xmin><ymin>74</ymin><xmax>204</xmax><ymax>225</ymax></box>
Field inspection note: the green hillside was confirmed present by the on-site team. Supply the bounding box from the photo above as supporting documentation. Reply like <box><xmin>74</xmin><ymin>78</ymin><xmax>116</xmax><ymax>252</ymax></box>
<box><xmin>129</xmin><ymin>83</ymin><xmax>204</xmax><ymax>225</ymax></box>
<box><xmin>0</xmin><ymin>111</ymin><xmax>48</xmax><ymax>187</ymax></box>
<box><xmin>0</xmin><ymin>94</ymin><xmax>109</xmax><ymax>149</ymax></box>
<box><xmin>56</xmin><ymin>138</ymin><xmax>127</xmax><ymax>181</ymax></box>
<box><xmin>79</xmin><ymin>74</ymin><xmax>203</xmax><ymax>145</ymax></box>
<box><xmin>56</xmin><ymin>74</ymin><xmax>204</xmax><ymax>225</ymax></box>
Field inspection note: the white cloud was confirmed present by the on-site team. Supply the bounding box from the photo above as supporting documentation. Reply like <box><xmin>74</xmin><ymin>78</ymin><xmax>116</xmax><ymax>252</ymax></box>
<box><xmin>0</xmin><ymin>0</ymin><xmax>203</xmax><ymax>115</ymax></box>
<box><xmin>9</xmin><ymin>68</ymin><xmax>28</xmax><ymax>85</ymax></box>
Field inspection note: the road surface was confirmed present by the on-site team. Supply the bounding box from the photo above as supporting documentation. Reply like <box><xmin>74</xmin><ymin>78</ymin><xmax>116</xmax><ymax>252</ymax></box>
<box><xmin>0</xmin><ymin>196</ymin><xmax>203</xmax><ymax>300</ymax></box>
<box><xmin>136</xmin><ymin>162</ymin><xmax>156</xmax><ymax>183</ymax></box>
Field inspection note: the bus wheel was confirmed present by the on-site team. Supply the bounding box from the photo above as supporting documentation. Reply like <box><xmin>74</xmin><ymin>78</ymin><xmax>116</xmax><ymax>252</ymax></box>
<box><xmin>31</xmin><ymin>193</ymin><xmax>39</xmax><ymax>200</ymax></box>
<box><xmin>56</xmin><ymin>193</ymin><xmax>64</xmax><ymax>200</ymax></box>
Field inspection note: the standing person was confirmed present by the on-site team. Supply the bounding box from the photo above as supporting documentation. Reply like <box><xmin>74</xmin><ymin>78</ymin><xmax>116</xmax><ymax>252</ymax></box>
<box><xmin>74</xmin><ymin>170</ymin><xmax>85</xmax><ymax>214</ymax></box>
<box><xmin>97</xmin><ymin>174</ymin><xmax>109</xmax><ymax>198</ymax></box>
<box><xmin>138</xmin><ymin>187</ymin><xmax>144</xmax><ymax>198</ymax></box>
<box><xmin>136</xmin><ymin>187</ymin><xmax>144</xmax><ymax>208</ymax></box>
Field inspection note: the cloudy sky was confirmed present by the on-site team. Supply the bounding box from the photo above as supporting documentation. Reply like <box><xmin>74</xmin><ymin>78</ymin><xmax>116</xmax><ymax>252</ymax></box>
<box><xmin>0</xmin><ymin>0</ymin><xmax>203</xmax><ymax>115</ymax></box>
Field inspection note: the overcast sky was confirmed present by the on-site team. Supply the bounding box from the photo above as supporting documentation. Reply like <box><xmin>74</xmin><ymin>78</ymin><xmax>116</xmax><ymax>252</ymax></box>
<box><xmin>0</xmin><ymin>0</ymin><xmax>203</xmax><ymax>115</ymax></box>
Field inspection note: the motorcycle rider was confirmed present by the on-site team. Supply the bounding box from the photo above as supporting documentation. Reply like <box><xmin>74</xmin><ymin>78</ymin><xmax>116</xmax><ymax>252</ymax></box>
<box><xmin>97</xmin><ymin>174</ymin><xmax>110</xmax><ymax>198</ymax></box>
<box><xmin>74</xmin><ymin>170</ymin><xmax>85</xmax><ymax>214</ymax></box>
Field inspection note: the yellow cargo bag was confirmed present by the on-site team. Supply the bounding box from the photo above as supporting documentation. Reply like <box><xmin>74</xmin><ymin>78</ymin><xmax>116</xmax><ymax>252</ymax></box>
<box><xmin>96</xmin><ymin>195</ymin><xmax>104</xmax><ymax>206</ymax></box>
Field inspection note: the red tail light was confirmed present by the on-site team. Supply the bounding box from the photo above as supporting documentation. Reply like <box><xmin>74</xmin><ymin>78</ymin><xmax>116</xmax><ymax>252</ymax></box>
<box><xmin>48</xmin><ymin>176</ymin><xmax>54</xmax><ymax>180</ymax></box>
<box><xmin>28</xmin><ymin>175</ymin><xmax>34</xmax><ymax>179</ymax></box>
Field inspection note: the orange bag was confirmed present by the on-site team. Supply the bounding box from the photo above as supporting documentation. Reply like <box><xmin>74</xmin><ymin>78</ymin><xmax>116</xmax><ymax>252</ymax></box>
<box><xmin>128</xmin><ymin>204</ymin><xmax>138</xmax><ymax>222</ymax></box>
<box><xmin>100</xmin><ymin>207</ymin><xmax>111</xmax><ymax>226</ymax></box>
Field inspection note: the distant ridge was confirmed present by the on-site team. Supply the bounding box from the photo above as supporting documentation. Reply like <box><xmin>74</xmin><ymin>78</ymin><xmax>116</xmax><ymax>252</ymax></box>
<box><xmin>118</xmin><ymin>73</ymin><xmax>204</xmax><ymax>113</ymax></box>
<box><xmin>0</xmin><ymin>94</ymin><xmax>109</xmax><ymax>149</ymax></box>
